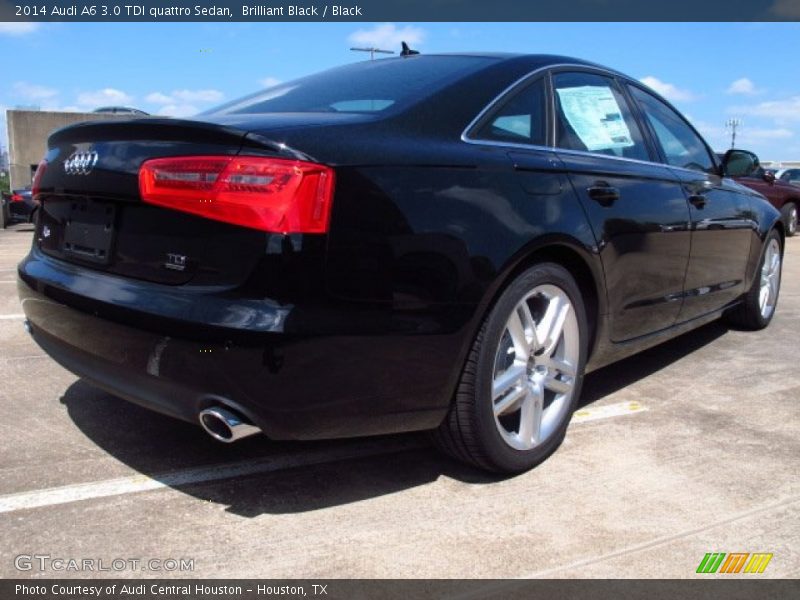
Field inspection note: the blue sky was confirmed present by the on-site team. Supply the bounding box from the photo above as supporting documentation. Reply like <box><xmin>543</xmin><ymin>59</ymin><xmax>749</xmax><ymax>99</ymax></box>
<box><xmin>2</xmin><ymin>21</ymin><xmax>800</xmax><ymax>161</ymax></box>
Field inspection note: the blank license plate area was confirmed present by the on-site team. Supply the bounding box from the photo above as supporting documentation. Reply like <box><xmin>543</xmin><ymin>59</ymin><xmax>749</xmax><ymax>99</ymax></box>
<box><xmin>63</xmin><ymin>200</ymin><xmax>116</xmax><ymax>264</ymax></box>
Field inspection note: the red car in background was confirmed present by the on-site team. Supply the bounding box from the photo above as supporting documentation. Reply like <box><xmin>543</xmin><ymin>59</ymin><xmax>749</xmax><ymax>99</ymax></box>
<box><xmin>1</xmin><ymin>187</ymin><xmax>37</xmax><ymax>227</ymax></box>
<box><xmin>718</xmin><ymin>151</ymin><xmax>798</xmax><ymax>236</ymax></box>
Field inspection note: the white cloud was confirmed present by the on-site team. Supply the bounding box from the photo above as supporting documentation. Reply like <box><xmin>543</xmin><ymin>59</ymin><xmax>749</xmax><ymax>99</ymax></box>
<box><xmin>726</xmin><ymin>78</ymin><xmax>761</xmax><ymax>95</ymax></box>
<box><xmin>76</xmin><ymin>88</ymin><xmax>133</xmax><ymax>108</ymax></box>
<box><xmin>639</xmin><ymin>76</ymin><xmax>695</xmax><ymax>102</ymax></box>
<box><xmin>0</xmin><ymin>23</ymin><xmax>40</xmax><ymax>36</ymax></box>
<box><xmin>12</xmin><ymin>81</ymin><xmax>58</xmax><ymax>101</ymax></box>
<box><xmin>155</xmin><ymin>104</ymin><xmax>199</xmax><ymax>118</ymax></box>
<box><xmin>260</xmin><ymin>77</ymin><xmax>282</xmax><ymax>88</ymax></box>
<box><xmin>348</xmin><ymin>23</ymin><xmax>424</xmax><ymax>51</ymax></box>
<box><xmin>145</xmin><ymin>89</ymin><xmax>223</xmax><ymax>110</ymax></box>
<box><xmin>145</xmin><ymin>92</ymin><xmax>173</xmax><ymax>104</ymax></box>
<box><xmin>746</xmin><ymin>127</ymin><xmax>793</xmax><ymax>140</ymax></box>
<box><xmin>171</xmin><ymin>89</ymin><xmax>223</xmax><ymax>103</ymax></box>
<box><xmin>730</xmin><ymin>96</ymin><xmax>800</xmax><ymax>122</ymax></box>
<box><xmin>770</xmin><ymin>0</ymin><xmax>800</xmax><ymax>18</ymax></box>
<box><xmin>144</xmin><ymin>89</ymin><xmax>224</xmax><ymax>118</ymax></box>
<box><xmin>695</xmin><ymin>118</ymin><xmax>793</xmax><ymax>154</ymax></box>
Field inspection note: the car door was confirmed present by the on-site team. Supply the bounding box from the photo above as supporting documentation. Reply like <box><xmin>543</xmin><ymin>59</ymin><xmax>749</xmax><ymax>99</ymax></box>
<box><xmin>627</xmin><ymin>84</ymin><xmax>753</xmax><ymax>321</ymax></box>
<box><xmin>551</xmin><ymin>70</ymin><xmax>691</xmax><ymax>342</ymax></box>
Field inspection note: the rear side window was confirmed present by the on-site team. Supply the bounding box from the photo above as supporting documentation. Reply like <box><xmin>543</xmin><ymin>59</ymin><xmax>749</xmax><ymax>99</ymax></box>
<box><xmin>474</xmin><ymin>78</ymin><xmax>546</xmax><ymax>146</ymax></box>
<box><xmin>628</xmin><ymin>85</ymin><xmax>715</xmax><ymax>174</ymax></box>
<box><xmin>206</xmin><ymin>55</ymin><xmax>496</xmax><ymax>115</ymax></box>
<box><xmin>553</xmin><ymin>71</ymin><xmax>649</xmax><ymax>161</ymax></box>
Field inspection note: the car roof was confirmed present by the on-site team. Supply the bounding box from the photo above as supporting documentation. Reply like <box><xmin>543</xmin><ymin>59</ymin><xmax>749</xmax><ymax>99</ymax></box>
<box><xmin>412</xmin><ymin>52</ymin><xmax>609</xmax><ymax>70</ymax></box>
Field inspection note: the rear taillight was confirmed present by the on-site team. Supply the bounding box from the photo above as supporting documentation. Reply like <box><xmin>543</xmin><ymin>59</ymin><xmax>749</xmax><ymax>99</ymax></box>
<box><xmin>31</xmin><ymin>159</ymin><xmax>47</xmax><ymax>202</ymax></box>
<box><xmin>138</xmin><ymin>155</ymin><xmax>335</xmax><ymax>234</ymax></box>
<box><xmin>10</xmin><ymin>194</ymin><xmax>23</xmax><ymax>203</ymax></box>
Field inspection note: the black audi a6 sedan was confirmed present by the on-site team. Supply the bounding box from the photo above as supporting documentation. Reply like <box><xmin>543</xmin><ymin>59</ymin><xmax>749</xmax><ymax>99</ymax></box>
<box><xmin>19</xmin><ymin>53</ymin><xmax>783</xmax><ymax>473</ymax></box>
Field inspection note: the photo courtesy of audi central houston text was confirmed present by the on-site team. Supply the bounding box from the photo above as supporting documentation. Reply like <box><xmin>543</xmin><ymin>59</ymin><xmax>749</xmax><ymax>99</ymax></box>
<box><xmin>18</xmin><ymin>52</ymin><xmax>784</xmax><ymax>474</ymax></box>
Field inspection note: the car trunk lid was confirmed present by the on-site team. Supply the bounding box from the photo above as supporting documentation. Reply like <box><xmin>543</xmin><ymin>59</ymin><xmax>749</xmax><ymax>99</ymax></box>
<box><xmin>34</xmin><ymin>118</ymin><xmax>296</xmax><ymax>287</ymax></box>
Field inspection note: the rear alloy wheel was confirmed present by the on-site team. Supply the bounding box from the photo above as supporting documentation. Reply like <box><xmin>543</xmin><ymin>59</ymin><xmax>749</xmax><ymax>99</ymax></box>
<box><xmin>782</xmin><ymin>203</ymin><xmax>797</xmax><ymax>237</ymax></box>
<box><xmin>727</xmin><ymin>229</ymin><xmax>782</xmax><ymax>330</ymax></box>
<box><xmin>433</xmin><ymin>263</ymin><xmax>588</xmax><ymax>473</ymax></box>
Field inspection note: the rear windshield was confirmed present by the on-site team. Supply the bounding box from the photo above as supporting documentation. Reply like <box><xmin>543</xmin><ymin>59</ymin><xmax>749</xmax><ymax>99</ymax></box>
<box><xmin>206</xmin><ymin>55</ymin><xmax>497</xmax><ymax>116</ymax></box>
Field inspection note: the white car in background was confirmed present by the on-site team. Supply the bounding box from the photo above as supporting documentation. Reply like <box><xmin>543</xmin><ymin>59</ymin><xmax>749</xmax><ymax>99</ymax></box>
<box><xmin>774</xmin><ymin>168</ymin><xmax>800</xmax><ymax>186</ymax></box>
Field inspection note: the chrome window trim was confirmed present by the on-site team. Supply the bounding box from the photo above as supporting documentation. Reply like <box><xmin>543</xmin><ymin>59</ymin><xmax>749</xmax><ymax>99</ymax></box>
<box><xmin>625</xmin><ymin>81</ymin><xmax>719</xmax><ymax>176</ymax></box>
<box><xmin>460</xmin><ymin>62</ymin><xmax>706</xmax><ymax>172</ymax></box>
<box><xmin>461</xmin><ymin>62</ymin><xmax>569</xmax><ymax>147</ymax></box>
<box><xmin>554</xmin><ymin>146</ymin><xmax>674</xmax><ymax>170</ymax></box>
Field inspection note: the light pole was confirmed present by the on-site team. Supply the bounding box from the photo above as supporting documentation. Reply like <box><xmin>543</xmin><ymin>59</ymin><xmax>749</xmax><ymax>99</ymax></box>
<box><xmin>726</xmin><ymin>118</ymin><xmax>742</xmax><ymax>149</ymax></box>
<box><xmin>350</xmin><ymin>47</ymin><xmax>395</xmax><ymax>60</ymax></box>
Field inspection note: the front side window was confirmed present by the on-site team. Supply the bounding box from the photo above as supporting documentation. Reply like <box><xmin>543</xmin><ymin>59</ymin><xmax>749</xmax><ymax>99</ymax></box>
<box><xmin>628</xmin><ymin>85</ymin><xmax>715</xmax><ymax>174</ymax></box>
<box><xmin>552</xmin><ymin>71</ymin><xmax>649</xmax><ymax>161</ymax></box>
<box><xmin>473</xmin><ymin>78</ymin><xmax>547</xmax><ymax>146</ymax></box>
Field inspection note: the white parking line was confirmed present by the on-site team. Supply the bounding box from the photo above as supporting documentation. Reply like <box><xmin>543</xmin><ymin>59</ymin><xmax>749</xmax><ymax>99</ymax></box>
<box><xmin>571</xmin><ymin>401</ymin><xmax>648</xmax><ymax>424</ymax></box>
<box><xmin>0</xmin><ymin>438</ymin><xmax>426</xmax><ymax>514</ymax></box>
<box><xmin>521</xmin><ymin>494</ymin><xmax>800</xmax><ymax>579</ymax></box>
<box><xmin>449</xmin><ymin>494</ymin><xmax>800</xmax><ymax>599</ymax></box>
<box><xmin>0</xmin><ymin>313</ymin><xmax>25</xmax><ymax>320</ymax></box>
<box><xmin>0</xmin><ymin>403</ymin><xmax>649</xmax><ymax>514</ymax></box>
<box><xmin>0</xmin><ymin>354</ymin><xmax>47</xmax><ymax>362</ymax></box>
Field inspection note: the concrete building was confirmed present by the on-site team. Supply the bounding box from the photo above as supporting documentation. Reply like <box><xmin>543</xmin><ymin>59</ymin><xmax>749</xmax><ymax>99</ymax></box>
<box><xmin>3</xmin><ymin>109</ymin><xmax>140</xmax><ymax>226</ymax></box>
<box><xmin>6</xmin><ymin>110</ymin><xmax>138</xmax><ymax>192</ymax></box>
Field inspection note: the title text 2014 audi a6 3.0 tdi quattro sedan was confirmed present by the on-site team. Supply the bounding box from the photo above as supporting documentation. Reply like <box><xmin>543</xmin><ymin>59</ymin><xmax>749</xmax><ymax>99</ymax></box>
<box><xmin>19</xmin><ymin>53</ymin><xmax>784</xmax><ymax>473</ymax></box>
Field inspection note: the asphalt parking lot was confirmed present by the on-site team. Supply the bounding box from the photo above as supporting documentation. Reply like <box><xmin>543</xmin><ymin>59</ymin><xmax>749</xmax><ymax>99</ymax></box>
<box><xmin>0</xmin><ymin>223</ymin><xmax>798</xmax><ymax>579</ymax></box>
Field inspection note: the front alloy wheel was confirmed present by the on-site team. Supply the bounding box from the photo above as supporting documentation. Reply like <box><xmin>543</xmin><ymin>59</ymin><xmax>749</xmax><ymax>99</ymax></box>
<box><xmin>758</xmin><ymin>237</ymin><xmax>782</xmax><ymax>321</ymax></box>
<box><xmin>782</xmin><ymin>203</ymin><xmax>797</xmax><ymax>237</ymax></box>
<box><xmin>491</xmin><ymin>285</ymin><xmax>580</xmax><ymax>451</ymax></box>
<box><xmin>433</xmin><ymin>262</ymin><xmax>588</xmax><ymax>473</ymax></box>
<box><xmin>727</xmin><ymin>229</ymin><xmax>782</xmax><ymax>330</ymax></box>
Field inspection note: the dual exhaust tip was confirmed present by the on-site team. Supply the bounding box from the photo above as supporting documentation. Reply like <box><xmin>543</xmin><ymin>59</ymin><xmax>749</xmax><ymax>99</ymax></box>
<box><xmin>198</xmin><ymin>406</ymin><xmax>260</xmax><ymax>443</ymax></box>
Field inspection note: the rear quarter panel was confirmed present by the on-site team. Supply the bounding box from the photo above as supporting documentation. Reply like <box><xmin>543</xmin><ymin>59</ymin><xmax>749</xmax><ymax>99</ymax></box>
<box><xmin>323</xmin><ymin>147</ymin><xmax>604</xmax><ymax>397</ymax></box>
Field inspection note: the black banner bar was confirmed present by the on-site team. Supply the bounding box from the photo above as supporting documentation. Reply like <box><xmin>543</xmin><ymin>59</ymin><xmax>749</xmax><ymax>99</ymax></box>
<box><xmin>1</xmin><ymin>0</ymin><xmax>800</xmax><ymax>22</ymax></box>
<box><xmin>3</xmin><ymin>580</ymin><xmax>800</xmax><ymax>600</ymax></box>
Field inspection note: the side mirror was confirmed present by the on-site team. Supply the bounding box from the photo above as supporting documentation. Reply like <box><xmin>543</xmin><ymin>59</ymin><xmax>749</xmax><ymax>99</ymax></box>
<box><xmin>722</xmin><ymin>149</ymin><xmax>760</xmax><ymax>178</ymax></box>
<box><xmin>763</xmin><ymin>170</ymin><xmax>776</xmax><ymax>183</ymax></box>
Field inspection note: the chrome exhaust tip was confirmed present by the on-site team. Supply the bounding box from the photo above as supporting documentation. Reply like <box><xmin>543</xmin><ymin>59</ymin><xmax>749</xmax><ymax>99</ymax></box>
<box><xmin>198</xmin><ymin>406</ymin><xmax>261</xmax><ymax>443</ymax></box>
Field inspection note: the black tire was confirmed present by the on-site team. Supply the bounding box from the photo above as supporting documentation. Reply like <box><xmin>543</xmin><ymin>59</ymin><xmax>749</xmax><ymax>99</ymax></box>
<box><xmin>781</xmin><ymin>202</ymin><xmax>797</xmax><ymax>237</ymax></box>
<box><xmin>432</xmin><ymin>262</ymin><xmax>588</xmax><ymax>473</ymax></box>
<box><xmin>727</xmin><ymin>229</ymin><xmax>783</xmax><ymax>330</ymax></box>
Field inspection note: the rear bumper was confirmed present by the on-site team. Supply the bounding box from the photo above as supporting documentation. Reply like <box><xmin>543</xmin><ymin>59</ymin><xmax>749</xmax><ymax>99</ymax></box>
<box><xmin>18</xmin><ymin>249</ymin><xmax>469</xmax><ymax>440</ymax></box>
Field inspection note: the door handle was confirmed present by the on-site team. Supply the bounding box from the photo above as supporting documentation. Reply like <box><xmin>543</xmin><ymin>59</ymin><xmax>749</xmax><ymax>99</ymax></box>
<box><xmin>689</xmin><ymin>194</ymin><xmax>707</xmax><ymax>209</ymax></box>
<box><xmin>587</xmin><ymin>182</ymin><xmax>620</xmax><ymax>207</ymax></box>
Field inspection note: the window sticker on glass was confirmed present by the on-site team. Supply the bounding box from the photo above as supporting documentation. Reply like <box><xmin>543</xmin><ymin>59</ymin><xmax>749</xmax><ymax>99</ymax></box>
<box><xmin>556</xmin><ymin>85</ymin><xmax>634</xmax><ymax>151</ymax></box>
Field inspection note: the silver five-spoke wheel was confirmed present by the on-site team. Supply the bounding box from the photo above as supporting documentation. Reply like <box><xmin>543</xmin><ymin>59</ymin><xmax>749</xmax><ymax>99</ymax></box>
<box><xmin>433</xmin><ymin>262</ymin><xmax>587</xmax><ymax>473</ymax></box>
<box><xmin>492</xmin><ymin>284</ymin><xmax>579</xmax><ymax>451</ymax></box>
<box><xmin>759</xmin><ymin>237</ymin><xmax>781</xmax><ymax>320</ymax></box>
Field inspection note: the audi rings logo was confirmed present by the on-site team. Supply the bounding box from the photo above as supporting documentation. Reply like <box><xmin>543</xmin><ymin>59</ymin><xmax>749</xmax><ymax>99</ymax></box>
<box><xmin>63</xmin><ymin>151</ymin><xmax>99</xmax><ymax>175</ymax></box>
